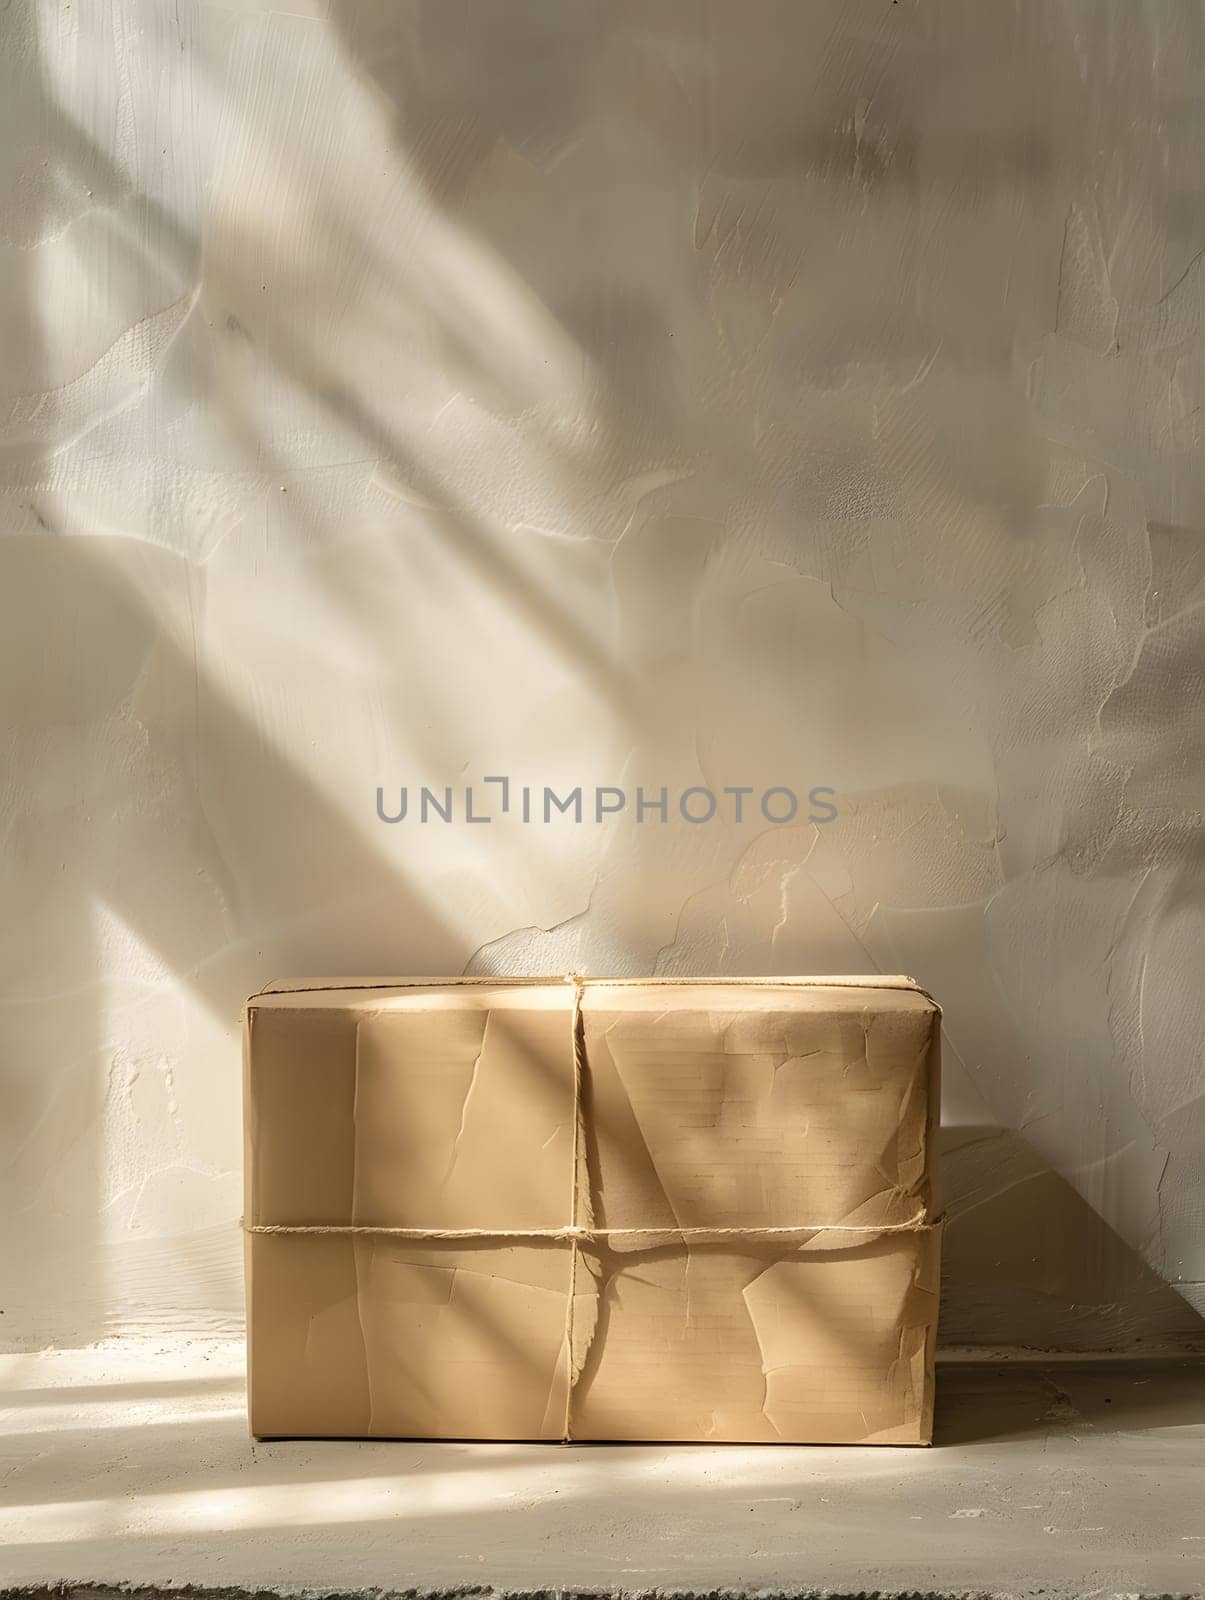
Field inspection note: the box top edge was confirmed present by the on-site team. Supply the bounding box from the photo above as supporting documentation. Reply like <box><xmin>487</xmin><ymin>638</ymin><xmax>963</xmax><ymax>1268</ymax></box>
<box><xmin>246</xmin><ymin>974</ymin><xmax>938</xmax><ymax>1010</ymax></box>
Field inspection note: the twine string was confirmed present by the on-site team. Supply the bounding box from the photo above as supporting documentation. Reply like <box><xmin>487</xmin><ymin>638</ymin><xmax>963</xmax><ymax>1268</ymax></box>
<box><xmin>560</xmin><ymin>974</ymin><xmax>587</xmax><ymax>1442</ymax></box>
<box><xmin>244</xmin><ymin>1220</ymin><xmax>930</xmax><ymax>1238</ymax></box>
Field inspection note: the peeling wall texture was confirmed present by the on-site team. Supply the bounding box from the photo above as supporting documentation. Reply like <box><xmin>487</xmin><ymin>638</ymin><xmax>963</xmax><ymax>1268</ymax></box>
<box><xmin>1</xmin><ymin>0</ymin><xmax>1203</xmax><ymax>1353</ymax></box>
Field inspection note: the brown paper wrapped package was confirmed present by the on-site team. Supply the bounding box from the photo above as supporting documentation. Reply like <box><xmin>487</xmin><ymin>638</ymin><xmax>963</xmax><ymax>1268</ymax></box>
<box><xmin>243</xmin><ymin>976</ymin><xmax>942</xmax><ymax>1444</ymax></box>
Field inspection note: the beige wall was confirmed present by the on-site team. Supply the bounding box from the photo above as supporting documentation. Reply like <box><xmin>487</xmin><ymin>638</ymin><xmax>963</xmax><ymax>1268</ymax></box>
<box><xmin>1</xmin><ymin>0</ymin><xmax>1202</xmax><ymax>1351</ymax></box>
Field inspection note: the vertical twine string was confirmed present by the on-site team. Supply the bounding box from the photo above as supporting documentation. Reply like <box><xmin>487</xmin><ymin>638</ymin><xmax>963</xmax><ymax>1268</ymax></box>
<box><xmin>560</xmin><ymin>974</ymin><xmax>587</xmax><ymax>1443</ymax></box>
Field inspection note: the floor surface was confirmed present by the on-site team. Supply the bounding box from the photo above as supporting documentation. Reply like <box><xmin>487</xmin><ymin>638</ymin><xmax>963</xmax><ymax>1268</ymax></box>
<box><xmin>1</xmin><ymin>1342</ymin><xmax>1202</xmax><ymax>1598</ymax></box>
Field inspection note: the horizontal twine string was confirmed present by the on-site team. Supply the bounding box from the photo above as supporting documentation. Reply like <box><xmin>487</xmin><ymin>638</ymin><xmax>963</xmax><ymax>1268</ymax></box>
<box><xmin>242</xmin><ymin>1219</ymin><xmax>936</xmax><ymax>1238</ymax></box>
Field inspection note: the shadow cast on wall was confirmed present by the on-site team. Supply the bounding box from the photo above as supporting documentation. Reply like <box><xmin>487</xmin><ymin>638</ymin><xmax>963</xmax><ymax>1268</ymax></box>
<box><xmin>940</xmin><ymin>1125</ymin><xmax>1204</xmax><ymax>1351</ymax></box>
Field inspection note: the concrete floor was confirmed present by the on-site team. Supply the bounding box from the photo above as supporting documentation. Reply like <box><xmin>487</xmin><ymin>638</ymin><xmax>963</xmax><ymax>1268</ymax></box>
<box><xmin>1</xmin><ymin>1342</ymin><xmax>1202</xmax><ymax>1599</ymax></box>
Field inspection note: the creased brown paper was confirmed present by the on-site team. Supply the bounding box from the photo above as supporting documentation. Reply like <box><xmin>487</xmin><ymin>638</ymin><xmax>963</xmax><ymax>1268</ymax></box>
<box><xmin>243</xmin><ymin>976</ymin><xmax>942</xmax><ymax>1444</ymax></box>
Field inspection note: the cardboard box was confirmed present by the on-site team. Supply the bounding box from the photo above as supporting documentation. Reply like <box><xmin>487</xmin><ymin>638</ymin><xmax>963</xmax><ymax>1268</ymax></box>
<box><xmin>244</xmin><ymin>976</ymin><xmax>942</xmax><ymax>1443</ymax></box>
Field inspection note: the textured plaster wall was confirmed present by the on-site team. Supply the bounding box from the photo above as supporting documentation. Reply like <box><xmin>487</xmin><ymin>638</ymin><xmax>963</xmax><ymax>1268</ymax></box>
<box><xmin>1</xmin><ymin>0</ymin><xmax>1202</xmax><ymax>1353</ymax></box>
